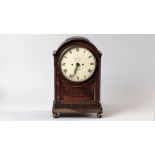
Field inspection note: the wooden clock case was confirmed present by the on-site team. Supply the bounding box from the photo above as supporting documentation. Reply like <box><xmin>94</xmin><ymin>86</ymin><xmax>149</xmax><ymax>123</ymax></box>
<box><xmin>52</xmin><ymin>37</ymin><xmax>103</xmax><ymax>118</ymax></box>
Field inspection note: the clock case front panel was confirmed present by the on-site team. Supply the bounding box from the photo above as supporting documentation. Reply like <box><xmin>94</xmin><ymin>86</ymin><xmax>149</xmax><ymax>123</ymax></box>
<box><xmin>53</xmin><ymin>37</ymin><xmax>102</xmax><ymax>114</ymax></box>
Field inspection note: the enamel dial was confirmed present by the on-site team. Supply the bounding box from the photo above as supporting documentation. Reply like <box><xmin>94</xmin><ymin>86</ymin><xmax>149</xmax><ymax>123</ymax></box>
<box><xmin>60</xmin><ymin>47</ymin><xmax>96</xmax><ymax>82</ymax></box>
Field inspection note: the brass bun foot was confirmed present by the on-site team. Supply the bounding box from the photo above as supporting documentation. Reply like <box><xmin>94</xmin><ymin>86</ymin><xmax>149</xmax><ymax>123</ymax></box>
<box><xmin>97</xmin><ymin>113</ymin><xmax>103</xmax><ymax>118</ymax></box>
<box><xmin>53</xmin><ymin>113</ymin><xmax>59</xmax><ymax>118</ymax></box>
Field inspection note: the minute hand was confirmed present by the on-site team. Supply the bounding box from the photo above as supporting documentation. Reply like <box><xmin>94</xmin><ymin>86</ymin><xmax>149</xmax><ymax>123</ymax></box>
<box><xmin>72</xmin><ymin>63</ymin><xmax>80</xmax><ymax>77</ymax></box>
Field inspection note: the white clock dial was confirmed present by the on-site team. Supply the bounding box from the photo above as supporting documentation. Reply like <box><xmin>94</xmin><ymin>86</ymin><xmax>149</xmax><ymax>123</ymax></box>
<box><xmin>60</xmin><ymin>47</ymin><xmax>96</xmax><ymax>82</ymax></box>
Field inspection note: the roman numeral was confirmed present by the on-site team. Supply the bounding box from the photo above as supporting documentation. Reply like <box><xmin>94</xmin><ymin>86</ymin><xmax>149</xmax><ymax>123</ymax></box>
<box><xmin>63</xmin><ymin>69</ymin><xmax>67</xmax><ymax>73</ymax></box>
<box><xmin>76</xmin><ymin>48</ymin><xmax>79</xmax><ymax>52</ymax></box>
<box><xmin>88</xmin><ymin>56</ymin><xmax>92</xmax><ymax>58</ymax></box>
<box><xmin>77</xmin><ymin>76</ymin><xmax>79</xmax><ymax>80</ymax></box>
<box><xmin>69</xmin><ymin>74</ymin><xmax>72</xmax><ymax>79</ymax></box>
<box><xmin>62</xmin><ymin>63</ymin><xmax>66</xmax><ymax>66</ymax></box>
<box><xmin>64</xmin><ymin>56</ymin><xmax>67</xmax><ymax>58</ymax></box>
<box><xmin>69</xmin><ymin>50</ymin><xmax>72</xmax><ymax>53</ymax></box>
<box><xmin>88</xmin><ymin>69</ymin><xmax>92</xmax><ymax>73</ymax></box>
<box><xmin>84</xmin><ymin>75</ymin><xmax>86</xmax><ymax>78</ymax></box>
<box><xmin>90</xmin><ymin>63</ymin><xmax>94</xmax><ymax>65</ymax></box>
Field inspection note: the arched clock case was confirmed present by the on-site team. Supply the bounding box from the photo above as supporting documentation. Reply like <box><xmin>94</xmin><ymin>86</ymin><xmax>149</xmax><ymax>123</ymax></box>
<box><xmin>52</xmin><ymin>37</ymin><xmax>103</xmax><ymax>118</ymax></box>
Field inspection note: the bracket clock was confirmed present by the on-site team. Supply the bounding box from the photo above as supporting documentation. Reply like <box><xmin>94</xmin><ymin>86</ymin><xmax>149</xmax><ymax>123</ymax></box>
<box><xmin>52</xmin><ymin>37</ymin><xmax>103</xmax><ymax>118</ymax></box>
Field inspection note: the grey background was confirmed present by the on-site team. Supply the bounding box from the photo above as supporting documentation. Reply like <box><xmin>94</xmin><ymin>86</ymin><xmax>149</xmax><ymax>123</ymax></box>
<box><xmin>0</xmin><ymin>34</ymin><xmax>154</xmax><ymax>120</ymax></box>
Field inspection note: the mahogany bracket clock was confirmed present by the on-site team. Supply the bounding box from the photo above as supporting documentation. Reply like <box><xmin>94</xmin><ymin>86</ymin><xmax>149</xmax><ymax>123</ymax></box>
<box><xmin>52</xmin><ymin>37</ymin><xmax>103</xmax><ymax>118</ymax></box>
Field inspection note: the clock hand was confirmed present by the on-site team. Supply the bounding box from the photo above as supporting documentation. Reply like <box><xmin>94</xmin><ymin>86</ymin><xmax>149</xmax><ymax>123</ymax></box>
<box><xmin>72</xmin><ymin>63</ymin><xmax>80</xmax><ymax>77</ymax></box>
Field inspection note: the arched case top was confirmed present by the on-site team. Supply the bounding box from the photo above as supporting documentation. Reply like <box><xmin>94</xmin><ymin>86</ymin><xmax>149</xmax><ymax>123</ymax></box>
<box><xmin>53</xmin><ymin>36</ymin><xmax>102</xmax><ymax>57</ymax></box>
